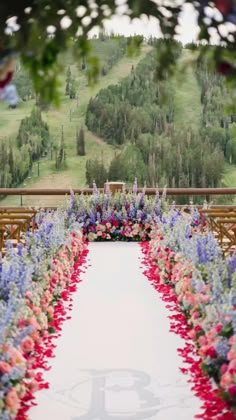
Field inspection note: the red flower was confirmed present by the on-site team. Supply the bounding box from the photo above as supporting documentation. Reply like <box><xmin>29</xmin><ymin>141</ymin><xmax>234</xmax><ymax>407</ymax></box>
<box><xmin>217</xmin><ymin>61</ymin><xmax>234</xmax><ymax>76</ymax></box>
<box><xmin>0</xmin><ymin>71</ymin><xmax>13</xmax><ymax>88</ymax></box>
<box><xmin>206</xmin><ymin>346</ymin><xmax>217</xmax><ymax>358</ymax></box>
<box><xmin>215</xmin><ymin>0</ymin><xmax>233</xmax><ymax>15</ymax></box>
<box><xmin>194</xmin><ymin>325</ymin><xmax>202</xmax><ymax>333</ymax></box>
<box><xmin>228</xmin><ymin>384</ymin><xmax>236</xmax><ymax>396</ymax></box>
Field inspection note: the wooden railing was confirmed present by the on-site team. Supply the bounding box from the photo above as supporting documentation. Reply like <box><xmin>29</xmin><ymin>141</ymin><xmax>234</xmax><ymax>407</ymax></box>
<box><xmin>0</xmin><ymin>187</ymin><xmax>236</xmax><ymax>256</ymax></box>
<box><xmin>0</xmin><ymin>187</ymin><xmax>236</xmax><ymax>196</ymax></box>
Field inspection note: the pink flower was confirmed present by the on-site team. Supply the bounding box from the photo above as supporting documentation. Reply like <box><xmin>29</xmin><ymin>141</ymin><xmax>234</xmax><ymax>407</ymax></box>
<box><xmin>188</xmin><ymin>330</ymin><xmax>196</xmax><ymax>340</ymax></box>
<box><xmin>26</xmin><ymin>369</ymin><xmax>35</xmax><ymax>378</ymax></box>
<box><xmin>228</xmin><ymin>384</ymin><xmax>236</xmax><ymax>396</ymax></box>
<box><xmin>28</xmin><ymin>317</ymin><xmax>40</xmax><ymax>330</ymax></box>
<box><xmin>227</xmin><ymin>348</ymin><xmax>236</xmax><ymax>361</ymax></box>
<box><xmin>18</xmin><ymin>319</ymin><xmax>26</xmax><ymax>328</ymax></box>
<box><xmin>215</xmin><ymin>324</ymin><xmax>223</xmax><ymax>334</ymax></box>
<box><xmin>198</xmin><ymin>335</ymin><xmax>207</xmax><ymax>346</ymax></box>
<box><xmin>174</xmin><ymin>253</ymin><xmax>182</xmax><ymax>262</ymax></box>
<box><xmin>201</xmin><ymin>294</ymin><xmax>210</xmax><ymax>304</ymax></box>
<box><xmin>9</xmin><ymin>348</ymin><xmax>24</xmax><ymax>366</ymax></box>
<box><xmin>225</xmin><ymin>316</ymin><xmax>231</xmax><ymax>323</ymax></box>
<box><xmin>33</xmin><ymin>306</ymin><xmax>42</xmax><ymax>315</ymax></box>
<box><xmin>220</xmin><ymin>363</ymin><xmax>228</xmax><ymax>375</ymax></box>
<box><xmin>0</xmin><ymin>361</ymin><xmax>11</xmax><ymax>374</ymax></box>
<box><xmin>166</xmin><ymin>262</ymin><xmax>173</xmax><ymax>271</ymax></box>
<box><xmin>229</xmin><ymin>359</ymin><xmax>236</xmax><ymax>370</ymax></box>
<box><xmin>192</xmin><ymin>311</ymin><xmax>200</xmax><ymax>320</ymax></box>
<box><xmin>29</xmin><ymin>379</ymin><xmax>39</xmax><ymax>393</ymax></box>
<box><xmin>228</xmin><ymin>336</ymin><xmax>236</xmax><ymax>345</ymax></box>
<box><xmin>220</xmin><ymin>372</ymin><xmax>233</xmax><ymax>388</ymax></box>
<box><xmin>31</xmin><ymin>330</ymin><xmax>43</xmax><ymax>345</ymax></box>
<box><xmin>199</xmin><ymin>345</ymin><xmax>208</xmax><ymax>357</ymax></box>
<box><xmin>21</xmin><ymin>337</ymin><xmax>34</xmax><ymax>353</ymax></box>
<box><xmin>25</xmin><ymin>291</ymin><xmax>33</xmax><ymax>299</ymax></box>
<box><xmin>47</xmin><ymin>306</ymin><xmax>54</xmax><ymax>318</ymax></box>
<box><xmin>5</xmin><ymin>388</ymin><xmax>20</xmax><ymax>412</ymax></box>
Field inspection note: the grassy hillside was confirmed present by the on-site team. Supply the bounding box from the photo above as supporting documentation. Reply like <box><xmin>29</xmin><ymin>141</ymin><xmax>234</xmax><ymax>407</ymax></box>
<box><xmin>1</xmin><ymin>43</ymin><xmax>236</xmax><ymax>208</ymax></box>
<box><xmin>1</xmin><ymin>43</ymin><xmax>152</xmax><ymax>207</ymax></box>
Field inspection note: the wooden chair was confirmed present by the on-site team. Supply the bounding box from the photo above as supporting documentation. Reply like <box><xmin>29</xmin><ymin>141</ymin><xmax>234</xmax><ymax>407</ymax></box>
<box><xmin>199</xmin><ymin>210</ymin><xmax>236</xmax><ymax>256</ymax></box>
<box><xmin>0</xmin><ymin>207</ymin><xmax>40</xmax><ymax>252</ymax></box>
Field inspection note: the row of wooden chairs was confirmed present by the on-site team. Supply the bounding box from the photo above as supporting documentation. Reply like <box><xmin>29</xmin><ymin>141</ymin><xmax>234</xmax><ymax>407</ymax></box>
<box><xmin>0</xmin><ymin>205</ymin><xmax>236</xmax><ymax>257</ymax></box>
<box><xmin>0</xmin><ymin>208</ymin><xmax>37</xmax><ymax>252</ymax></box>
<box><xmin>199</xmin><ymin>208</ymin><xmax>236</xmax><ymax>256</ymax></box>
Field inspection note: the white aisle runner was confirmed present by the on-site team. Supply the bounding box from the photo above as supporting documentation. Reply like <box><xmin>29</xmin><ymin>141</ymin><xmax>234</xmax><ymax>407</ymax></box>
<box><xmin>29</xmin><ymin>243</ymin><xmax>201</xmax><ymax>420</ymax></box>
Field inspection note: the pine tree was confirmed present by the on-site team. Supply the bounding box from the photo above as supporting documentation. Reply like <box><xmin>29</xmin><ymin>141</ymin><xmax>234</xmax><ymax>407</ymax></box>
<box><xmin>76</xmin><ymin>127</ymin><xmax>86</xmax><ymax>156</ymax></box>
<box><xmin>69</xmin><ymin>78</ymin><xmax>76</xmax><ymax>99</ymax></box>
<box><xmin>81</xmin><ymin>56</ymin><xmax>86</xmax><ymax>70</ymax></box>
<box><xmin>56</xmin><ymin>125</ymin><xmax>66</xmax><ymax>169</ymax></box>
<box><xmin>8</xmin><ymin>145</ymin><xmax>14</xmax><ymax>185</ymax></box>
<box><xmin>65</xmin><ymin>66</ymin><xmax>71</xmax><ymax>95</ymax></box>
<box><xmin>86</xmin><ymin>158</ymin><xmax>107</xmax><ymax>187</ymax></box>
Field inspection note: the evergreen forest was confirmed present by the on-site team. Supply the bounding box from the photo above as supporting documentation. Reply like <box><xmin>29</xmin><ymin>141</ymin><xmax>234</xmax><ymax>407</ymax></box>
<box><xmin>0</xmin><ymin>37</ymin><xmax>236</xmax><ymax>204</ymax></box>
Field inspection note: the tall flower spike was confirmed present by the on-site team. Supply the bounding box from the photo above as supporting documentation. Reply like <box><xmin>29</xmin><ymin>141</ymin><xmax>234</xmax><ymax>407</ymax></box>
<box><xmin>92</xmin><ymin>181</ymin><xmax>99</xmax><ymax>199</ymax></box>
<box><xmin>105</xmin><ymin>180</ymin><xmax>110</xmax><ymax>195</ymax></box>
<box><xmin>162</xmin><ymin>185</ymin><xmax>167</xmax><ymax>200</ymax></box>
<box><xmin>132</xmin><ymin>178</ymin><xmax>137</xmax><ymax>194</ymax></box>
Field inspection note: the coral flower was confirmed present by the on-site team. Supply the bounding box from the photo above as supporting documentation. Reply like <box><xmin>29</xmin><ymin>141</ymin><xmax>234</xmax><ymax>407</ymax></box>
<box><xmin>220</xmin><ymin>372</ymin><xmax>233</xmax><ymax>388</ymax></box>
<box><xmin>21</xmin><ymin>337</ymin><xmax>34</xmax><ymax>353</ymax></box>
<box><xmin>5</xmin><ymin>388</ymin><xmax>20</xmax><ymax>412</ymax></box>
<box><xmin>0</xmin><ymin>361</ymin><xmax>11</xmax><ymax>374</ymax></box>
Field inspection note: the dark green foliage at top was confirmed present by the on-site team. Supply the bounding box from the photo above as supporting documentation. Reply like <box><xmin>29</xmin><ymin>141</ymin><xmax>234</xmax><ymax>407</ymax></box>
<box><xmin>13</xmin><ymin>65</ymin><xmax>34</xmax><ymax>101</ymax></box>
<box><xmin>1</xmin><ymin>1</ymin><xmax>235</xmax><ymax>105</ymax></box>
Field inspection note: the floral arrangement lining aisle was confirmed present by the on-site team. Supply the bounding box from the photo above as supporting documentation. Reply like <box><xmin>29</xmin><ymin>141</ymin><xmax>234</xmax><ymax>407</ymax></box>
<box><xmin>140</xmin><ymin>207</ymin><xmax>236</xmax><ymax>418</ymax></box>
<box><xmin>0</xmin><ymin>210</ymin><xmax>88</xmax><ymax>420</ymax></box>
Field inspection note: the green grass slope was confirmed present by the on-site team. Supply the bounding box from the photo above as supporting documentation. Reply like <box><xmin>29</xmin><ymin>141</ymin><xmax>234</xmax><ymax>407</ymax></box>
<box><xmin>1</xmin><ymin>44</ymin><xmax>152</xmax><ymax>207</ymax></box>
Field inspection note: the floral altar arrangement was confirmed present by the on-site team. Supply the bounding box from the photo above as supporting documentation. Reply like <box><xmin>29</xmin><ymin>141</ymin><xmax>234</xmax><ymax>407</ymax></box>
<box><xmin>66</xmin><ymin>181</ymin><xmax>168</xmax><ymax>241</ymax></box>
<box><xmin>0</xmin><ymin>210</ymin><xmax>88</xmax><ymax>420</ymax></box>
<box><xmin>142</xmin><ymin>207</ymin><xmax>236</xmax><ymax>417</ymax></box>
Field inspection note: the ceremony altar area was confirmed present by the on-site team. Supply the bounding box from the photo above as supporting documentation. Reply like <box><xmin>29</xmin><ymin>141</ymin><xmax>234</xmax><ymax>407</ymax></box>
<box><xmin>1</xmin><ymin>183</ymin><xmax>236</xmax><ymax>420</ymax></box>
